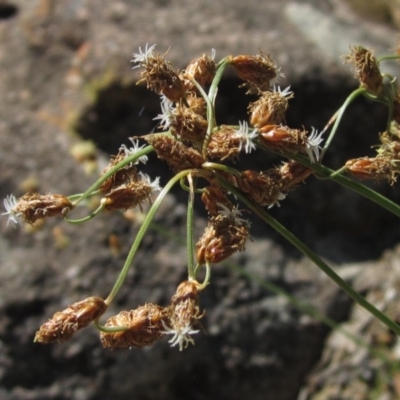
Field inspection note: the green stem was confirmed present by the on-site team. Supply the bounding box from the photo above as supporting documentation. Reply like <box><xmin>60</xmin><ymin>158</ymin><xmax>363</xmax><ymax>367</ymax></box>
<box><xmin>200</xmin><ymin>58</ymin><xmax>232</xmax><ymax>158</ymax></box>
<box><xmin>64</xmin><ymin>202</ymin><xmax>106</xmax><ymax>224</ymax></box>
<box><xmin>104</xmin><ymin>169</ymin><xmax>191</xmax><ymax>305</ymax></box>
<box><xmin>228</xmin><ymin>261</ymin><xmax>394</xmax><ymax>365</ymax></box>
<box><xmin>381</xmin><ymin>80</ymin><xmax>397</xmax><ymax>131</ymax></box>
<box><xmin>216</xmin><ymin>175</ymin><xmax>400</xmax><ymax>336</ymax></box>
<box><xmin>67</xmin><ymin>191</ymin><xmax>100</xmax><ymax>202</ymax></box>
<box><xmin>202</xmin><ymin>161</ymin><xmax>242</xmax><ymax>178</ymax></box>
<box><xmin>193</xmin><ymin>261</ymin><xmax>211</xmax><ymax>290</ymax></box>
<box><xmin>73</xmin><ymin>145</ymin><xmax>154</xmax><ymax>207</ymax></box>
<box><xmin>190</xmin><ymin>78</ymin><xmax>216</xmax><ymax>159</ymax></box>
<box><xmin>209</xmin><ymin>58</ymin><xmax>230</xmax><ymax>106</ymax></box>
<box><xmin>259</xmin><ymin>146</ymin><xmax>400</xmax><ymax>219</ymax></box>
<box><xmin>138</xmin><ymin>207</ymin><xmax>393</xmax><ymax>365</ymax></box>
<box><xmin>187</xmin><ymin>174</ymin><xmax>196</xmax><ymax>279</ymax></box>
<box><xmin>321</xmin><ymin>87</ymin><xmax>366</xmax><ymax>157</ymax></box>
<box><xmin>378</xmin><ymin>55</ymin><xmax>400</xmax><ymax>63</ymax></box>
<box><xmin>304</xmin><ymin>154</ymin><xmax>400</xmax><ymax>219</ymax></box>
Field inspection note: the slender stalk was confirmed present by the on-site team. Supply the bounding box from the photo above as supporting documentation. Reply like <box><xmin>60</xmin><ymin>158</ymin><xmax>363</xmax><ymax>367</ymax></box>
<box><xmin>208</xmin><ymin>58</ymin><xmax>230</xmax><ymax>106</ymax></box>
<box><xmin>202</xmin><ymin>161</ymin><xmax>241</xmax><ymax>178</ymax></box>
<box><xmin>140</xmin><ymin>207</ymin><xmax>393</xmax><ymax>365</ymax></box>
<box><xmin>190</xmin><ymin>78</ymin><xmax>216</xmax><ymax>159</ymax></box>
<box><xmin>258</xmin><ymin>146</ymin><xmax>400</xmax><ymax>220</ymax></box>
<box><xmin>228</xmin><ymin>261</ymin><xmax>394</xmax><ymax>364</ymax></box>
<box><xmin>311</xmin><ymin>157</ymin><xmax>400</xmax><ymax>219</ymax></box>
<box><xmin>200</xmin><ymin>58</ymin><xmax>232</xmax><ymax>158</ymax></box>
<box><xmin>64</xmin><ymin>202</ymin><xmax>106</xmax><ymax>224</ymax></box>
<box><xmin>186</xmin><ymin>174</ymin><xmax>196</xmax><ymax>279</ymax></box>
<box><xmin>105</xmin><ymin>169</ymin><xmax>191</xmax><ymax>305</ymax></box>
<box><xmin>193</xmin><ymin>261</ymin><xmax>211</xmax><ymax>291</ymax></box>
<box><xmin>381</xmin><ymin>80</ymin><xmax>397</xmax><ymax>132</ymax></box>
<box><xmin>321</xmin><ymin>87</ymin><xmax>366</xmax><ymax>157</ymax></box>
<box><xmin>330</xmin><ymin>171</ymin><xmax>400</xmax><ymax>218</ymax></box>
<box><xmin>216</xmin><ymin>175</ymin><xmax>400</xmax><ymax>336</ymax></box>
<box><xmin>378</xmin><ymin>55</ymin><xmax>400</xmax><ymax>63</ymax></box>
<box><xmin>67</xmin><ymin>191</ymin><xmax>100</xmax><ymax>202</ymax></box>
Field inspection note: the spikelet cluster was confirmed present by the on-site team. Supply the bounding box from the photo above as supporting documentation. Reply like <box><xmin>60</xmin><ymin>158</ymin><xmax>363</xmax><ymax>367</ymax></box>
<box><xmin>100</xmin><ymin>280</ymin><xmax>204</xmax><ymax>350</ymax></box>
<box><xmin>13</xmin><ymin>43</ymin><xmax>400</xmax><ymax>356</ymax></box>
<box><xmin>128</xmin><ymin>45</ymin><xmax>324</xmax><ymax>264</ymax></box>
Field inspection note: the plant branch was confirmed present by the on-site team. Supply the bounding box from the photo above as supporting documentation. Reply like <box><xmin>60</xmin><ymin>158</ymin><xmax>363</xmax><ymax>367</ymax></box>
<box><xmin>216</xmin><ymin>175</ymin><xmax>400</xmax><ymax>336</ymax></box>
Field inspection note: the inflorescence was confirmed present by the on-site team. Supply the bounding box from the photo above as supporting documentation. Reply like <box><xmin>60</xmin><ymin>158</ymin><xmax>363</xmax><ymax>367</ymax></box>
<box><xmin>3</xmin><ymin>43</ymin><xmax>400</xmax><ymax>350</ymax></box>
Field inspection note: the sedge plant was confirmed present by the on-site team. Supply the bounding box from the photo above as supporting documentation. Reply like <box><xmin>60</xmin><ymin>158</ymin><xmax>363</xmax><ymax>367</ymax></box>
<box><xmin>3</xmin><ymin>43</ymin><xmax>400</xmax><ymax>351</ymax></box>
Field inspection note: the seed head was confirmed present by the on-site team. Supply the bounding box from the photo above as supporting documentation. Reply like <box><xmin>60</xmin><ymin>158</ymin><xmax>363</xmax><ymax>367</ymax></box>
<box><xmin>180</xmin><ymin>50</ymin><xmax>216</xmax><ymax>91</ymax></box>
<box><xmin>345</xmin><ymin>156</ymin><xmax>397</xmax><ymax>184</ymax></box>
<box><xmin>162</xmin><ymin>281</ymin><xmax>204</xmax><ymax>351</ymax></box>
<box><xmin>201</xmin><ymin>186</ymin><xmax>233</xmax><ymax>216</ymax></box>
<box><xmin>102</xmin><ymin>172</ymin><xmax>161</xmax><ymax>212</ymax></box>
<box><xmin>100</xmin><ymin>303</ymin><xmax>169</xmax><ymax>349</ymax></box>
<box><xmin>168</xmin><ymin>103</ymin><xmax>208</xmax><ymax>144</ymax></box>
<box><xmin>231</xmin><ymin>52</ymin><xmax>283</xmax><ymax>93</ymax></box>
<box><xmin>2</xmin><ymin>193</ymin><xmax>74</xmax><ymax>225</ymax></box>
<box><xmin>343</xmin><ymin>46</ymin><xmax>383</xmax><ymax>94</ymax></box>
<box><xmin>196</xmin><ymin>208</ymin><xmax>250</xmax><ymax>264</ymax></box>
<box><xmin>207</xmin><ymin>122</ymin><xmax>258</xmax><ymax>161</ymax></box>
<box><xmin>238</xmin><ymin>169</ymin><xmax>286</xmax><ymax>208</ymax></box>
<box><xmin>132</xmin><ymin>44</ymin><xmax>186</xmax><ymax>102</ymax></box>
<box><xmin>279</xmin><ymin>161</ymin><xmax>312</xmax><ymax>190</ymax></box>
<box><xmin>99</xmin><ymin>140</ymin><xmax>147</xmax><ymax>192</ymax></box>
<box><xmin>186</xmin><ymin>94</ymin><xmax>207</xmax><ymax>117</ymax></box>
<box><xmin>259</xmin><ymin>124</ymin><xmax>306</xmax><ymax>150</ymax></box>
<box><xmin>34</xmin><ymin>296</ymin><xmax>107</xmax><ymax>344</ymax></box>
<box><xmin>144</xmin><ymin>135</ymin><xmax>205</xmax><ymax>172</ymax></box>
<box><xmin>249</xmin><ymin>86</ymin><xmax>293</xmax><ymax>127</ymax></box>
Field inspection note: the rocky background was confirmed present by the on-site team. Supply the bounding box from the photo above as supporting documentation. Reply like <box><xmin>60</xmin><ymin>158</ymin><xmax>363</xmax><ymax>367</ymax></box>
<box><xmin>1</xmin><ymin>0</ymin><xmax>400</xmax><ymax>399</ymax></box>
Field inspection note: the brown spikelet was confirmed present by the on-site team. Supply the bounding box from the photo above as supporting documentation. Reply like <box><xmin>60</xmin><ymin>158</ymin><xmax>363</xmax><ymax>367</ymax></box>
<box><xmin>102</xmin><ymin>172</ymin><xmax>159</xmax><ymax>212</ymax></box>
<box><xmin>186</xmin><ymin>94</ymin><xmax>207</xmax><ymax>118</ymax></box>
<box><xmin>34</xmin><ymin>297</ymin><xmax>107</xmax><ymax>344</ymax></box>
<box><xmin>99</xmin><ymin>152</ymin><xmax>138</xmax><ymax>193</ymax></box>
<box><xmin>231</xmin><ymin>53</ymin><xmax>281</xmax><ymax>93</ymax></box>
<box><xmin>279</xmin><ymin>161</ymin><xmax>312</xmax><ymax>190</ymax></box>
<box><xmin>100</xmin><ymin>303</ymin><xmax>169</xmax><ymax>349</ymax></box>
<box><xmin>345</xmin><ymin>156</ymin><xmax>397</xmax><ymax>184</ymax></box>
<box><xmin>343</xmin><ymin>46</ymin><xmax>382</xmax><ymax>94</ymax></box>
<box><xmin>162</xmin><ymin>281</ymin><xmax>204</xmax><ymax>351</ymax></box>
<box><xmin>196</xmin><ymin>209</ymin><xmax>250</xmax><ymax>264</ymax></box>
<box><xmin>201</xmin><ymin>186</ymin><xmax>233</xmax><ymax>216</ymax></box>
<box><xmin>238</xmin><ymin>169</ymin><xmax>285</xmax><ymax>208</ymax></box>
<box><xmin>258</xmin><ymin>125</ymin><xmax>308</xmax><ymax>154</ymax></box>
<box><xmin>14</xmin><ymin>193</ymin><xmax>74</xmax><ymax>224</ymax></box>
<box><xmin>144</xmin><ymin>135</ymin><xmax>205</xmax><ymax>172</ymax></box>
<box><xmin>206</xmin><ymin>125</ymin><xmax>242</xmax><ymax>161</ymax></box>
<box><xmin>169</xmin><ymin>104</ymin><xmax>208</xmax><ymax>144</ymax></box>
<box><xmin>138</xmin><ymin>54</ymin><xmax>186</xmax><ymax>102</ymax></box>
<box><xmin>181</xmin><ymin>53</ymin><xmax>216</xmax><ymax>91</ymax></box>
<box><xmin>249</xmin><ymin>88</ymin><xmax>293</xmax><ymax>127</ymax></box>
